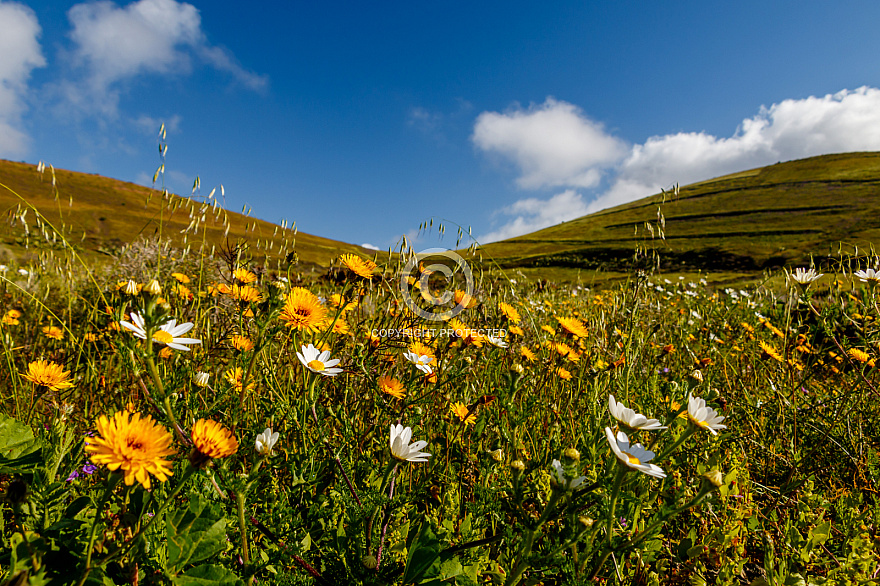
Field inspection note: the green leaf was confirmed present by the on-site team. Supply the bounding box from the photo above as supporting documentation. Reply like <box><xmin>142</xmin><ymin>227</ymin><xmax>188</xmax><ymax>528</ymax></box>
<box><xmin>809</xmin><ymin>521</ymin><xmax>831</xmax><ymax>546</ymax></box>
<box><xmin>166</xmin><ymin>495</ymin><xmax>227</xmax><ymax>575</ymax></box>
<box><xmin>0</xmin><ymin>414</ymin><xmax>42</xmax><ymax>473</ymax></box>
<box><xmin>173</xmin><ymin>564</ymin><xmax>243</xmax><ymax>586</ymax></box>
<box><xmin>402</xmin><ymin>523</ymin><xmax>442</xmax><ymax>584</ymax></box>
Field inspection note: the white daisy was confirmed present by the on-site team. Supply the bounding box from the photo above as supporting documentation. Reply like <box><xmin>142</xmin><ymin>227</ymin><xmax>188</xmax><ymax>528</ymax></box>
<box><xmin>296</xmin><ymin>344</ymin><xmax>342</xmax><ymax>376</ymax></box>
<box><xmin>789</xmin><ymin>267</ymin><xmax>823</xmax><ymax>286</ymax></box>
<box><xmin>608</xmin><ymin>395</ymin><xmax>666</xmax><ymax>431</ymax></box>
<box><xmin>193</xmin><ymin>371</ymin><xmax>211</xmax><ymax>387</ymax></box>
<box><xmin>550</xmin><ymin>459</ymin><xmax>587</xmax><ymax>491</ymax></box>
<box><xmin>403</xmin><ymin>351</ymin><xmax>433</xmax><ymax>375</ymax></box>
<box><xmin>119</xmin><ymin>312</ymin><xmax>202</xmax><ymax>351</ymax></box>
<box><xmin>855</xmin><ymin>268</ymin><xmax>880</xmax><ymax>284</ymax></box>
<box><xmin>487</xmin><ymin>335</ymin><xmax>508</xmax><ymax>348</ymax></box>
<box><xmin>255</xmin><ymin>427</ymin><xmax>280</xmax><ymax>456</ymax></box>
<box><xmin>687</xmin><ymin>392</ymin><xmax>727</xmax><ymax>434</ymax></box>
<box><xmin>605</xmin><ymin>428</ymin><xmax>666</xmax><ymax>478</ymax></box>
<box><xmin>389</xmin><ymin>424</ymin><xmax>431</xmax><ymax>463</ymax></box>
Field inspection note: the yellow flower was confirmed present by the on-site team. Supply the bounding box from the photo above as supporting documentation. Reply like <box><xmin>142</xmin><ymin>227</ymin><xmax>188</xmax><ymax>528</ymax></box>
<box><xmin>556</xmin><ymin>316</ymin><xmax>587</xmax><ymax>338</ymax></box>
<box><xmin>231</xmin><ymin>335</ymin><xmax>254</xmax><ymax>352</ymax></box>
<box><xmin>85</xmin><ymin>410</ymin><xmax>175</xmax><ymax>489</ymax></box>
<box><xmin>556</xmin><ymin>367</ymin><xmax>572</xmax><ymax>380</ymax></box>
<box><xmin>21</xmin><ymin>360</ymin><xmax>75</xmax><ymax>391</ymax></box>
<box><xmin>339</xmin><ymin>254</ymin><xmax>377</xmax><ymax>279</ymax></box>
<box><xmin>225</xmin><ymin>367</ymin><xmax>255</xmax><ymax>392</ymax></box>
<box><xmin>42</xmin><ymin>326</ymin><xmax>64</xmax><ymax>340</ymax></box>
<box><xmin>174</xmin><ymin>283</ymin><xmax>193</xmax><ymax>300</ymax></box>
<box><xmin>520</xmin><ymin>346</ymin><xmax>536</xmax><ymax>362</ymax></box>
<box><xmin>2</xmin><ymin>309</ymin><xmax>22</xmax><ymax>326</ymax></box>
<box><xmin>454</xmin><ymin>290</ymin><xmax>478</xmax><ymax>309</ymax></box>
<box><xmin>228</xmin><ymin>284</ymin><xmax>262</xmax><ymax>303</ymax></box>
<box><xmin>450</xmin><ymin>402</ymin><xmax>476</xmax><ymax>426</ymax></box>
<box><xmin>758</xmin><ymin>340</ymin><xmax>784</xmax><ymax>362</ymax></box>
<box><xmin>329</xmin><ymin>294</ymin><xmax>348</xmax><ymax>310</ymax></box>
<box><xmin>508</xmin><ymin>325</ymin><xmax>524</xmax><ymax>336</ymax></box>
<box><xmin>171</xmin><ymin>272</ymin><xmax>191</xmax><ymax>284</ymax></box>
<box><xmin>321</xmin><ymin>318</ymin><xmax>351</xmax><ymax>335</ymax></box>
<box><xmin>541</xmin><ymin>324</ymin><xmax>556</xmax><ymax>336</ymax></box>
<box><xmin>233</xmin><ymin>268</ymin><xmax>258</xmax><ymax>284</ymax></box>
<box><xmin>762</xmin><ymin>320</ymin><xmax>785</xmax><ymax>338</ymax></box>
<box><xmin>378</xmin><ymin>375</ymin><xmax>406</xmax><ymax>399</ymax></box>
<box><xmin>190</xmin><ymin>419</ymin><xmax>238</xmax><ymax>467</ymax></box>
<box><xmin>498</xmin><ymin>302</ymin><xmax>521</xmax><ymax>323</ymax></box>
<box><xmin>554</xmin><ymin>342</ymin><xmax>573</xmax><ymax>357</ymax></box>
<box><xmin>280</xmin><ymin>288</ymin><xmax>327</xmax><ymax>331</ymax></box>
<box><xmin>848</xmin><ymin>348</ymin><xmax>871</xmax><ymax>364</ymax></box>
<box><xmin>408</xmin><ymin>341</ymin><xmax>436</xmax><ymax>364</ymax></box>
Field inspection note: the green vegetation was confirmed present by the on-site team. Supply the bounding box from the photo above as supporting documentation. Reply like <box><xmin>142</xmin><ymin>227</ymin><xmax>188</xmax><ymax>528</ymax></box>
<box><xmin>477</xmin><ymin>152</ymin><xmax>880</xmax><ymax>281</ymax></box>
<box><xmin>0</xmin><ymin>158</ymin><xmax>372</xmax><ymax>271</ymax></box>
<box><xmin>2</xmin><ymin>152</ymin><xmax>880</xmax><ymax>585</ymax></box>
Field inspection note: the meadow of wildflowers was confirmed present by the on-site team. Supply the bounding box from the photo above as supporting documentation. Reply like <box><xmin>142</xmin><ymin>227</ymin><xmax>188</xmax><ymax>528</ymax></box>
<box><xmin>2</xmin><ymin>186</ymin><xmax>880</xmax><ymax>585</ymax></box>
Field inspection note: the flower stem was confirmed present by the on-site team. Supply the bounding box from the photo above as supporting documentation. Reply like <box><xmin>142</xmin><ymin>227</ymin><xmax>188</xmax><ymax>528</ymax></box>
<box><xmin>503</xmin><ymin>488</ymin><xmax>563</xmax><ymax>586</ymax></box>
<box><xmin>101</xmin><ymin>465</ymin><xmax>196</xmax><ymax>566</ymax></box>
<box><xmin>77</xmin><ymin>472</ymin><xmax>122</xmax><ymax>586</ymax></box>
<box><xmin>237</xmin><ymin>489</ymin><xmax>253</xmax><ymax>585</ymax></box>
<box><xmin>655</xmin><ymin>422</ymin><xmax>696</xmax><ymax>462</ymax></box>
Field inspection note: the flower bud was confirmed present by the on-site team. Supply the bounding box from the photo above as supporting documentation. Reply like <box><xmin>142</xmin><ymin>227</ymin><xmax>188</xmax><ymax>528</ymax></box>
<box><xmin>193</xmin><ymin>371</ymin><xmax>210</xmax><ymax>387</ymax></box>
<box><xmin>124</xmin><ymin>279</ymin><xmax>139</xmax><ymax>296</ymax></box>
<box><xmin>578</xmin><ymin>515</ymin><xmax>594</xmax><ymax>528</ymax></box>
<box><xmin>361</xmin><ymin>555</ymin><xmax>378</xmax><ymax>569</ymax></box>
<box><xmin>488</xmin><ymin>448</ymin><xmax>503</xmax><ymax>462</ymax></box>
<box><xmin>510</xmin><ymin>459</ymin><xmax>525</xmax><ymax>472</ymax></box>
<box><xmin>145</xmin><ymin>279</ymin><xmax>162</xmax><ymax>296</ymax></box>
<box><xmin>563</xmin><ymin>447</ymin><xmax>580</xmax><ymax>463</ymax></box>
<box><xmin>690</xmin><ymin>369</ymin><xmax>704</xmax><ymax>382</ymax></box>
<box><xmin>703</xmin><ymin>469</ymin><xmax>724</xmax><ymax>488</ymax></box>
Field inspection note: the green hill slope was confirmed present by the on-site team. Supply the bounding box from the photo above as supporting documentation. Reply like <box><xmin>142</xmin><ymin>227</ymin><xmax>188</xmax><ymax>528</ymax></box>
<box><xmin>477</xmin><ymin>152</ymin><xmax>880</xmax><ymax>277</ymax></box>
<box><xmin>0</xmin><ymin>159</ymin><xmax>372</xmax><ymax>269</ymax></box>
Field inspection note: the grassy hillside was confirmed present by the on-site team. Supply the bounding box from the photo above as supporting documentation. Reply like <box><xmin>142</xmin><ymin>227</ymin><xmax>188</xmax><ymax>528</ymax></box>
<box><xmin>477</xmin><ymin>152</ymin><xmax>880</xmax><ymax>279</ymax></box>
<box><xmin>0</xmin><ymin>159</ymin><xmax>373</xmax><ymax>270</ymax></box>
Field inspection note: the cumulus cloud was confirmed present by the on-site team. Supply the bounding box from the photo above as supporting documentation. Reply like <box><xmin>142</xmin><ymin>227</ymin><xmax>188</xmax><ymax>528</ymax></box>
<box><xmin>361</xmin><ymin>243</ymin><xmax>380</xmax><ymax>250</ymax></box>
<box><xmin>480</xmin><ymin>190</ymin><xmax>590</xmax><ymax>243</ymax></box>
<box><xmin>0</xmin><ymin>1</ymin><xmax>45</xmax><ymax>156</ymax></box>
<box><xmin>473</xmin><ymin>98</ymin><xmax>627</xmax><ymax>189</ymax></box>
<box><xmin>62</xmin><ymin>0</ymin><xmax>266</xmax><ymax>115</ymax></box>
<box><xmin>479</xmin><ymin>87</ymin><xmax>880</xmax><ymax>242</ymax></box>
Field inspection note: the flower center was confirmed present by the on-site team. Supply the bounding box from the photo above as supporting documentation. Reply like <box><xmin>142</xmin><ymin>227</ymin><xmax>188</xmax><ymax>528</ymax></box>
<box><xmin>623</xmin><ymin>452</ymin><xmax>641</xmax><ymax>466</ymax></box>
<box><xmin>152</xmin><ymin>330</ymin><xmax>174</xmax><ymax>344</ymax></box>
<box><xmin>308</xmin><ymin>359</ymin><xmax>325</xmax><ymax>371</ymax></box>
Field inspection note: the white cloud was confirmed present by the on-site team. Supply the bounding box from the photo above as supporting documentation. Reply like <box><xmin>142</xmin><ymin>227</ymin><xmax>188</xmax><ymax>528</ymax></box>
<box><xmin>479</xmin><ymin>190</ymin><xmax>589</xmax><ymax>243</ymax></box>
<box><xmin>63</xmin><ymin>0</ymin><xmax>266</xmax><ymax>115</ymax></box>
<box><xmin>472</xmin><ymin>98</ymin><xmax>627</xmax><ymax>189</ymax></box>
<box><xmin>361</xmin><ymin>243</ymin><xmax>380</xmax><ymax>250</ymax></box>
<box><xmin>0</xmin><ymin>1</ymin><xmax>45</xmax><ymax>156</ymax></box>
<box><xmin>479</xmin><ymin>87</ymin><xmax>880</xmax><ymax>242</ymax></box>
<box><xmin>408</xmin><ymin>107</ymin><xmax>443</xmax><ymax>134</ymax></box>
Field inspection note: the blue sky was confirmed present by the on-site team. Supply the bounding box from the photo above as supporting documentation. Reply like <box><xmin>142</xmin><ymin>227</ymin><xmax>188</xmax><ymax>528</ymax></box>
<box><xmin>3</xmin><ymin>0</ymin><xmax>880</xmax><ymax>249</ymax></box>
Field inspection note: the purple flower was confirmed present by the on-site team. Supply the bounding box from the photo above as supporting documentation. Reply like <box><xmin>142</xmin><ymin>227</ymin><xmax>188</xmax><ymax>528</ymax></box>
<box><xmin>82</xmin><ymin>463</ymin><xmax>98</xmax><ymax>475</ymax></box>
<box><xmin>66</xmin><ymin>469</ymin><xmax>80</xmax><ymax>482</ymax></box>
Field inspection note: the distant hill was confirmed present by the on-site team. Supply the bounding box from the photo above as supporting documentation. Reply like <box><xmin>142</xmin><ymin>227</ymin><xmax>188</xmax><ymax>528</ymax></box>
<box><xmin>0</xmin><ymin>159</ymin><xmax>373</xmax><ymax>270</ymax></box>
<box><xmin>476</xmin><ymin>152</ymin><xmax>880</xmax><ymax>278</ymax></box>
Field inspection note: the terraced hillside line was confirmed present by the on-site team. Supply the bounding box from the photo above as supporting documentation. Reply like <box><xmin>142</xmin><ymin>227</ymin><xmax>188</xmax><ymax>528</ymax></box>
<box><xmin>476</xmin><ymin>152</ymin><xmax>880</xmax><ymax>277</ymax></box>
